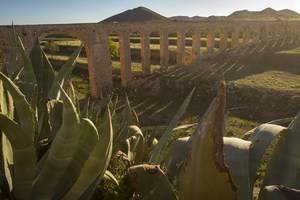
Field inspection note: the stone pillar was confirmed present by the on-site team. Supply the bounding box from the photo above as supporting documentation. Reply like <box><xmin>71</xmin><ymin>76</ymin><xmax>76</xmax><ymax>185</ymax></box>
<box><xmin>206</xmin><ymin>32</ymin><xmax>215</xmax><ymax>55</ymax></box>
<box><xmin>85</xmin><ymin>32</ymin><xmax>112</xmax><ymax>98</ymax></box>
<box><xmin>219</xmin><ymin>32</ymin><xmax>228</xmax><ymax>51</ymax></box>
<box><xmin>231</xmin><ymin>29</ymin><xmax>240</xmax><ymax>48</ymax></box>
<box><xmin>260</xmin><ymin>25</ymin><xmax>270</xmax><ymax>42</ymax></box>
<box><xmin>192</xmin><ymin>32</ymin><xmax>201</xmax><ymax>63</ymax></box>
<box><xmin>176</xmin><ymin>31</ymin><xmax>186</xmax><ymax>65</ymax></box>
<box><xmin>252</xmin><ymin>32</ymin><xmax>260</xmax><ymax>43</ymax></box>
<box><xmin>141</xmin><ymin>32</ymin><xmax>151</xmax><ymax>75</ymax></box>
<box><xmin>118</xmin><ymin>32</ymin><xmax>132</xmax><ymax>87</ymax></box>
<box><xmin>243</xmin><ymin>32</ymin><xmax>251</xmax><ymax>45</ymax></box>
<box><xmin>160</xmin><ymin>30</ymin><xmax>169</xmax><ymax>68</ymax></box>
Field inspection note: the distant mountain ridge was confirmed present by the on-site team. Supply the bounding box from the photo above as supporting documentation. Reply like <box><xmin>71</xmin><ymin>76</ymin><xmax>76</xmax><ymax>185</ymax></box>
<box><xmin>102</xmin><ymin>7</ymin><xmax>168</xmax><ymax>22</ymax></box>
<box><xmin>101</xmin><ymin>7</ymin><xmax>300</xmax><ymax>23</ymax></box>
<box><xmin>171</xmin><ymin>7</ymin><xmax>300</xmax><ymax>21</ymax></box>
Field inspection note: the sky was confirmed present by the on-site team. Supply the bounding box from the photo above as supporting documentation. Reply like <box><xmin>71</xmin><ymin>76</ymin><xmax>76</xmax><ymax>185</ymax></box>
<box><xmin>1</xmin><ymin>0</ymin><xmax>300</xmax><ymax>25</ymax></box>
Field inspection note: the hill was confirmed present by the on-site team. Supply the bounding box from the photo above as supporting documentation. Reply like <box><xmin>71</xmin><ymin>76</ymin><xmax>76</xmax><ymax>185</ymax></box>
<box><xmin>170</xmin><ymin>8</ymin><xmax>300</xmax><ymax>21</ymax></box>
<box><xmin>228</xmin><ymin>7</ymin><xmax>300</xmax><ymax>20</ymax></box>
<box><xmin>101</xmin><ymin>7</ymin><xmax>169</xmax><ymax>23</ymax></box>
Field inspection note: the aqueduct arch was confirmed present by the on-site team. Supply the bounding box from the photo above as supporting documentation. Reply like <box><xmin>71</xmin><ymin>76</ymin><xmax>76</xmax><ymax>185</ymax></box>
<box><xmin>0</xmin><ymin>21</ymin><xmax>299</xmax><ymax>98</ymax></box>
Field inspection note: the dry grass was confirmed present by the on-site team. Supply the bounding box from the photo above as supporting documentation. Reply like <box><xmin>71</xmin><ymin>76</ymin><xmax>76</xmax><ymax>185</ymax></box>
<box><xmin>232</xmin><ymin>70</ymin><xmax>300</xmax><ymax>93</ymax></box>
<box><xmin>46</xmin><ymin>54</ymin><xmax>160</xmax><ymax>73</ymax></box>
<box><xmin>276</xmin><ymin>47</ymin><xmax>300</xmax><ymax>55</ymax></box>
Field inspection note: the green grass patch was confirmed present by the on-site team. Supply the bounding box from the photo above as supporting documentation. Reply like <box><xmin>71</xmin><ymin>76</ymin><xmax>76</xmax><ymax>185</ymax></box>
<box><xmin>225</xmin><ymin>116</ymin><xmax>259</xmax><ymax>138</ymax></box>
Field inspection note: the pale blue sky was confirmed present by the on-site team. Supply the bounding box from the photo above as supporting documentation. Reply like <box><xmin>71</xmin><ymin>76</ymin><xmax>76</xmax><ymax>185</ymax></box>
<box><xmin>1</xmin><ymin>0</ymin><xmax>300</xmax><ymax>25</ymax></box>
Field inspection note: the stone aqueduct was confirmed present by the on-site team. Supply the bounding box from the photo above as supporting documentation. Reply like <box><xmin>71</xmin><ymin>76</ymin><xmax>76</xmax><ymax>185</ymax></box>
<box><xmin>0</xmin><ymin>21</ymin><xmax>299</xmax><ymax>98</ymax></box>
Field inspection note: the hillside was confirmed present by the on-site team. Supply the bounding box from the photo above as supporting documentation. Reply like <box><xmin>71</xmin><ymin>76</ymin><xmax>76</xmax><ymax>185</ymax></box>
<box><xmin>228</xmin><ymin>7</ymin><xmax>300</xmax><ymax>20</ymax></box>
<box><xmin>101</xmin><ymin>7</ymin><xmax>169</xmax><ymax>23</ymax></box>
<box><xmin>170</xmin><ymin>7</ymin><xmax>300</xmax><ymax>21</ymax></box>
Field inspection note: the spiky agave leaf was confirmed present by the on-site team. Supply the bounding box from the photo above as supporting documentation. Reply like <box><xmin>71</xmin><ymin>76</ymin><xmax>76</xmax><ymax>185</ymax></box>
<box><xmin>31</xmin><ymin>86</ymin><xmax>80</xmax><ymax>199</ymax></box>
<box><xmin>0</xmin><ymin>72</ymin><xmax>35</xmax><ymax>135</ymax></box>
<box><xmin>0</xmin><ymin>72</ymin><xmax>36</xmax><ymax>199</ymax></box>
<box><xmin>103</xmin><ymin>170</ymin><xmax>119</xmax><ymax>187</ymax></box>
<box><xmin>6</xmin><ymin>24</ymin><xmax>18</xmax><ymax>78</ymax></box>
<box><xmin>248</xmin><ymin>124</ymin><xmax>286</xmax><ymax>190</ymax></box>
<box><xmin>29</xmin><ymin>38</ymin><xmax>55</xmax><ymax>97</ymax></box>
<box><xmin>0</xmin><ymin>77</ymin><xmax>14</xmax><ymax>196</ymax></box>
<box><xmin>114</xmin><ymin>95</ymin><xmax>139</xmax><ymax>140</ymax></box>
<box><xmin>48</xmin><ymin>45</ymin><xmax>83</xmax><ymax>99</ymax></box>
<box><xmin>259</xmin><ymin>112</ymin><xmax>300</xmax><ymax>197</ymax></box>
<box><xmin>127</xmin><ymin>164</ymin><xmax>177</xmax><ymax>200</ymax></box>
<box><xmin>53</xmin><ymin>118</ymin><xmax>99</xmax><ymax>199</ymax></box>
<box><xmin>223</xmin><ymin>137</ymin><xmax>252</xmax><ymax>200</ymax></box>
<box><xmin>165</xmin><ymin>136</ymin><xmax>191</xmax><ymax>183</ymax></box>
<box><xmin>64</xmin><ymin>107</ymin><xmax>113</xmax><ymax>199</ymax></box>
<box><xmin>260</xmin><ymin>185</ymin><xmax>300</xmax><ymax>200</ymax></box>
<box><xmin>150</xmin><ymin>88</ymin><xmax>195</xmax><ymax>164</ymax></box>
<box><xmin>178</xmin><ymin>82</ymin><xmax>237</xmax><ymax>200</ymax></box>
<box><xmin>17</xmin><ymin>36</ymin><xmax>37</xmax><ymax>86</ymax></box>
<box><xmin>125</xmin><ymin>125</ymin><xmax>144</xmax><ymax>164</ymax></box>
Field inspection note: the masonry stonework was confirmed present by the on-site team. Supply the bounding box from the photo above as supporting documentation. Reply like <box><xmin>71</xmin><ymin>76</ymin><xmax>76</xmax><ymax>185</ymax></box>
<box><xmin>0</xmin><ymin>21</ymin><xmax>299</xmax><ymax>98</ymax></box>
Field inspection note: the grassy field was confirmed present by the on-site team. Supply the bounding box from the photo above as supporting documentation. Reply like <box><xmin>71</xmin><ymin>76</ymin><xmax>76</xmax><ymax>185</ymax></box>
<box><xmin>232</xmin><ymin>70</ymin><xmax>300</xmax><ymax>93</ymax></box>
<box><xmin>277</xmin><ymin>47</ymin><xmax>300</xmax><ymax>55</ymax></box>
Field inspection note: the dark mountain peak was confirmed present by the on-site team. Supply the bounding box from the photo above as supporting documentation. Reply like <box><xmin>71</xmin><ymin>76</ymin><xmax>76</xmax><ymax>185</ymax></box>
<box><xmin>261</xmin><ymin>7</ymin><xmax>276</xmax><ymax>13</ymax></box>
<box><xmin>101</xmin><ymin>7</ymin><xmax>168</xmax><ymax>23</ymax></box>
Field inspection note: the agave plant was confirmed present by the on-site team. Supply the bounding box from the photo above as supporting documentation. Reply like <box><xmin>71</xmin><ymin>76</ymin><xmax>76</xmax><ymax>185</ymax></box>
<box><xmin>106</xmin><ymin>86</ymin><xmax>195</xmax><ymax>167</ymax></box>
<box><xmin>0</xmin><ymin>27</ymin><xmax>113</xmax><ymax>200</ymax></box>
<box><xmin>125</xmin><ymin>81</ymin><xmax>300</xmax><ymax>200</ymax></box>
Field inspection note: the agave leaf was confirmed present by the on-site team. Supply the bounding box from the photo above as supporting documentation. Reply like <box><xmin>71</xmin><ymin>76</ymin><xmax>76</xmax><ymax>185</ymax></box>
<box><xmin>0</xmin><ymin>114</ymin><xmax>19</xmax><ymax>144</ymax></box>
<box><xmin>125</xmin><ymin>126</ymin><xmax>144</xmax><ymax>164</ymax></box>
<box><xmin>127</xmin><ymin>164</ymin><xmax>177</xmax><ymax>200</ymax></box>
<box><xmin>150</xmin><ymin>88</ymin><xmax>195</xmax><ymax>163</ymax></box>
<box><xmin>66</xmin><ymin>81</ymin><xmax>79</xmax><ymax>111</ymax></box>
<box><xmin>260</xmin><ymin>112</ymin><xmax>300</xmax><ymax>194</ymax></box>
<box><xmin>0</xmin><ymin>114</ymin><xmax>36</xmax><ymax>200</ymax></box>
<box><xmin>111</xmin><ymin>95</ymin><xmax>118</xmax><ymax>117</ymax></box>
<box><xmin>114</xmin><ymin>95</ymin><xmax>139</xmax><ymax>141</ymax></box>
<box><xmin>1</xmin><ymin>134</ymin><xmax>13</xmax><ymax>193</ymax></box>
<box><xmin>165</xmin><ymin>136</ymin><xmax>191</xmax><ymax>181</ymax></box>
<box><xmin>31</xmin><ymin>86</ymin><xmax>80</xmax><ymax>199</ymax></box>
<box><xmin>243</xmin><ymin>119</ymin><xmax>290</xmax><ymax>140</ymax></box>
<box><xmin>0</xmin><ymin>72</ymin><xmax>36</xmax><ymax>199</ymax></box>
<box><xmin>77</xmin><ymin>176</ymin><xmax>100</xmax><ymax>200</ymax></box>
<box><xmin>48</xmin><ymin>45</ymin><xmax>83</xmax><ymax>99</ymax></box>
<box><xmin>113</xmin><ymin>96</ymin><xmax>139</xmax><ymax>156</ymax></box>
<box><xmin>0</xmin><ymin>80</ymin><xmax>14</xmax><ymax>195</ymax></box>
<box><xmin>65</xmin><ymin>107</ymin><xmax>113</xmax><ymax>199</ymax></box>
<box><xmin>0</xmin><ymin>76</ymin><xmax>14</xmax><ymax>118</ymax></box>
<box><xmin>29</xmin><ymin>85</ymin><xmax>38</xmax><ymax>113</ymax></box>
<box><xmin>54</xmin><ymin>118</ymin><xmax>99</xmax><ymax>199</ymax></box>
<box><xmin>17</xmin><ymin>36</ymin><xmax>37</xmax><ymax>85</ymax></box>
<box><xmin>178</xmin><ymin>82</ymin><xmax>237</xmax><ymax>200</ymax></box>
<box><xmin>81</xmin><ymin>97</ymin><xmax>90</xmax><ymax>118</ymax></box>
<box><xmin>223</xmin><ymin>137</ymin><xmax>252</xmax><ymax>200</ymax></box>
<box><xmin>30</xmin><ymin>39</ymin><xmax>56</xmax><ymax>143</ymax></box>
<box><xmin>103</xmin><ymin>170</ymin><xmax>119</xmax><ymax>186</ymax></box>
<box><xmin>248</xmin><ymin>124</ymin><xmax>286</xmax><ymax>190</ymax></box>
<box><xmin>30</xmin><ymin>38</ymin><xmax>55</xmax><ymax>97</ymax></box>
<box><xmin>47</xmin><ymin>100</ymin><xmax>63</xmax><ymax>142</ymax></box>
<box><xmin>288</xmin><ymin>111</ymin><xmax>300</xmax><ymax>130</ymax></box>
<box><xmin>0</xmin><ymin>72</ymin><xmax>35</xmax><ymax>135</ymax></box>
<box><xmin>260</xmin><ymin>185</ymin><xmax>300</xmax><ymax>200</ymax></box>
<box><xmin>7</xmin><ymin>24</ymin><xmax>18</xmax><ymax>78</ymax></box>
